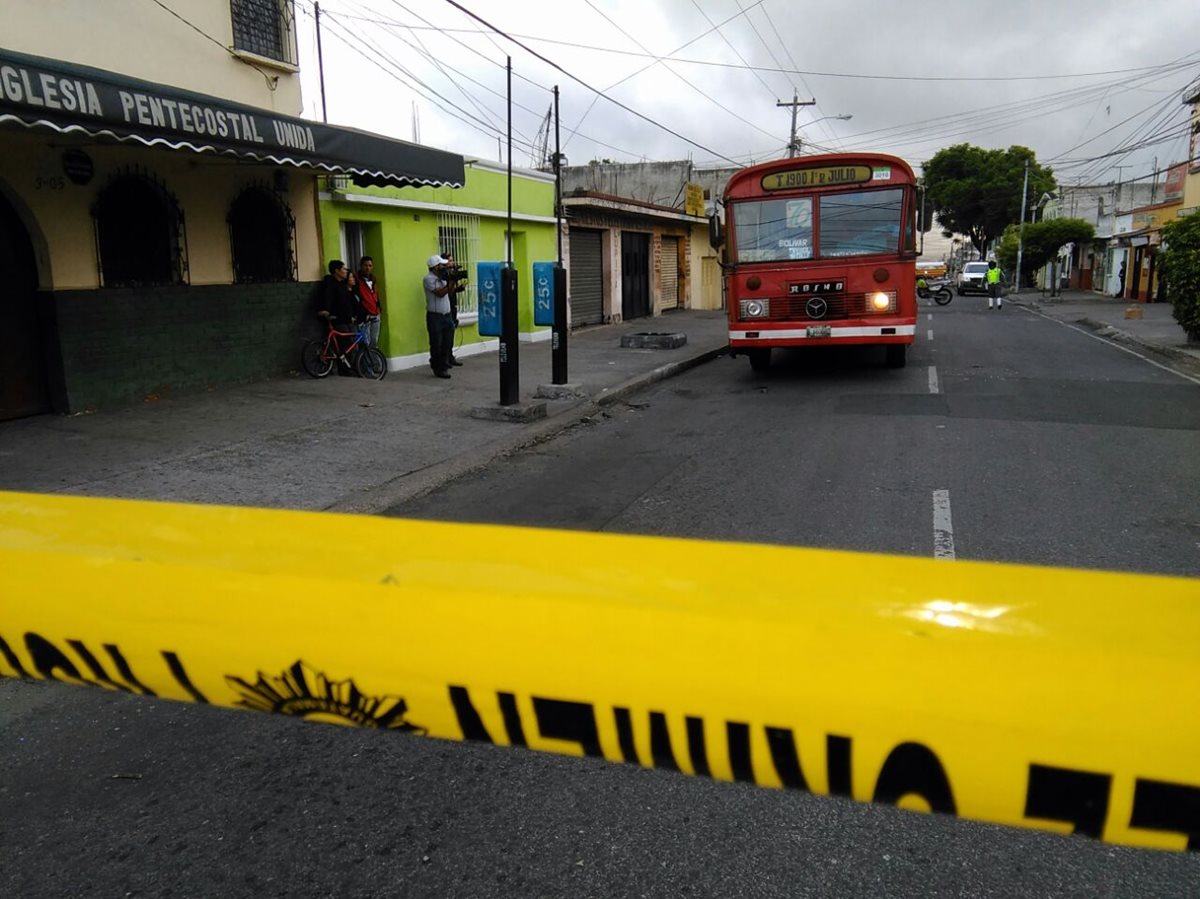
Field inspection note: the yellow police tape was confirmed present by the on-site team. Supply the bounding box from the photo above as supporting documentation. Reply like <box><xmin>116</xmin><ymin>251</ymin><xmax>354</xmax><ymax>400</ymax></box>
<box><xmin>1</xmin><ymin>490</ymin><xmax>1198</xmax><ymax>851</ymax></box>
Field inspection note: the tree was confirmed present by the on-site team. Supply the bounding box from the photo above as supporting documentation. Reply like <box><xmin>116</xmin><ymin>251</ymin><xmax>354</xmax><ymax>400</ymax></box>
<box><xmin>1160</xmin><ymin>212</ymin><xmax>1200</xmax><ymax>342</ymax></box>
<box><xmin>996</xmin><ymin>218</ymin><xmax>1095</xmax><ymax>286</ymax></box>
<box><xmin>922</xmin><ymin>144</ymin><xmax>1055</xmax><ymax>257</ymax></box>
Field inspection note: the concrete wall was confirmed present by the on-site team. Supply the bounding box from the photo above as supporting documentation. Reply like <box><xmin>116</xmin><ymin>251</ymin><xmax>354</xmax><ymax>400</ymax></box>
<box><xmin>562</xmin><ymin>161</ymin><xmax>740</xmax><ymax>216</ymax></box>
<box><xmin>0</xmin><ymin>129</ymin><xmax>323</xmax><ymax>290</ymax></box>
<box><xmin>564</xmin><ymin>207</ymin><xmax>695</xmax><ymax>322</ymax></box>
<box><xmin>1046</xmin><ymin>182</ymin><xmax>1158</xmax><ymax>234</ymax></box>
<box><xmin>689</xmin><ymin>223</ymin><xmax>722</xmax><ymax>311</ymax></box>
<box><xmin>1185</xmin><ymin>95</ymin><xmax>1200</xmax><ymax>211</ymax></box>
<box><xmin>1</xmin><ymin>129</ymin><xmax>324</xmax><ymax>413</ymax></box>
<box><xmin>5</xmin><ymin>0</ymin><xmax>303</xmax><ymax>115</ymax></box>
<box><xmin>49</xmin><ymin>280</ymin><xmax>317</xmax><ymax>411</ymax></box>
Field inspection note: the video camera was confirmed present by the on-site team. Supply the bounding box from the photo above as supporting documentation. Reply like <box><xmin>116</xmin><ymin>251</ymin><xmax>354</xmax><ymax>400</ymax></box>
<box><xmin>443</xmin><ymin>264</ymin><xmax>468</xmax><ymax>282</ymax></box>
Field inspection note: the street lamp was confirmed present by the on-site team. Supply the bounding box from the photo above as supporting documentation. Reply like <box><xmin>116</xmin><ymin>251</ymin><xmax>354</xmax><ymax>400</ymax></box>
<box><xmin>791</xmin><ymin>114</ymin><xmax>852</xmax><ymax>156</ymax></box>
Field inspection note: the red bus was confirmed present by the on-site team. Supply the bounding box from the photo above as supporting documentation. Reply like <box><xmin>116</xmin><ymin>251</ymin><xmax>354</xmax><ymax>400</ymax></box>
<box><xmin>714</xmin><ymin>153</ymin><xmax>919</xmax><ymax>371</ymax></box>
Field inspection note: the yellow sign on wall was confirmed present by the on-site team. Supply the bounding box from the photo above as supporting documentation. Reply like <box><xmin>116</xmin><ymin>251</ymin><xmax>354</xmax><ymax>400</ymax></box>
<box><xmin>685</xmin><ymin>183</ymin><xmax>706</xmax><ymax>217</ymax></box>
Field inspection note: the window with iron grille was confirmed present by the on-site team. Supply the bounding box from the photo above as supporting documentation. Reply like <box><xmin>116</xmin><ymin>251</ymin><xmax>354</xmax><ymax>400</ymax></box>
<box><xmin>92</xmin><ymin>168</ymin><xmax>188</xmax><ymax>288</ymax></box>
<box><xmin>228</xmin><ymin>186</ymin><xmax>296</xmax><ymax>282</ymax></box>
<box><xmin>437</xmin><ymin>213</ymin><xmax>481</xmax><ymax>317</ymax></box>
<box><xmin>231</xmin><ymin>0</ymin><xmax>297</xmax><ymax>65</ymax></box>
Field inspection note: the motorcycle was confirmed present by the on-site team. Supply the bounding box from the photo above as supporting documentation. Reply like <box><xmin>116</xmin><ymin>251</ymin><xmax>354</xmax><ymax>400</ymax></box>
<box><xmin>917</xmin><ymin>277</ymin><xmax>954</xmax><ymax>306</ymax></box>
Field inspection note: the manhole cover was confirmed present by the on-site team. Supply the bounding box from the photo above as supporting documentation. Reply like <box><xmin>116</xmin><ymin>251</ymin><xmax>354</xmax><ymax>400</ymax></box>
<box><xmin>620</xmin><ymin>332</ymin><xmax>687</xmax><ymax>349</ymax></box>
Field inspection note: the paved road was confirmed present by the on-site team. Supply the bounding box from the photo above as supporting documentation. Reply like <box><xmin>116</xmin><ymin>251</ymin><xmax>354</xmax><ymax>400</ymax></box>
<box><xmin>401</xmin><ymin>299</ymin><xmax>1200</xmax><ymax>576</ymax></box>
<box><xmin>3</xmin><ymin>298</ymin><xmax>1198</xmax><ymax>897</ymax></box>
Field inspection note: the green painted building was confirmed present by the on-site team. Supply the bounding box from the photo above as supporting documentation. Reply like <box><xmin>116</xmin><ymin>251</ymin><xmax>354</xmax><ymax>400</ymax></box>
<box><xmin>318</xmin><ymin>160</ymin><xmax>559</xmax><ymax>369</ymax></box>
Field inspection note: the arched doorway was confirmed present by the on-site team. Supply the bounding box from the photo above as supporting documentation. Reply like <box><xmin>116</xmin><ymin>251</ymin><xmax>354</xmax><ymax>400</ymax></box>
<box><xmin>0</xmin><ymin>193</ymin><xmax>49</xmax><ymax>420</ymax></box>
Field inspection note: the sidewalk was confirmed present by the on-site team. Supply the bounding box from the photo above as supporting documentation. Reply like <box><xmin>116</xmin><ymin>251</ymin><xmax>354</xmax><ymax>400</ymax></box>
<box><xmin>0</xmin><ymin>310</ymin><xmax>729</xmax><ymax>514</ymax></box>
<box><xmin>1006</xmin><ymin>288</ymin><xmax>1200</xmax><ymax>378</ymax></box>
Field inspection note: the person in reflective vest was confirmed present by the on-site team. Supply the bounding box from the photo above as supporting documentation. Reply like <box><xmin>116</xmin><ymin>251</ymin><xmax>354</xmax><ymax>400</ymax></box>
<box><xmin>986</xmin><ymin>260</ymin><xmax>1003</xmax><ymax>310</ymax></box>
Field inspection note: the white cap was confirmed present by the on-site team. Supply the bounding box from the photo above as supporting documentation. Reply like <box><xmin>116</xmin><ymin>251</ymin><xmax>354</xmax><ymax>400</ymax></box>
<box><xmin>428</xmin><ymin>254</ymin><xmax>447</xmax><ymax>269</ymax></box>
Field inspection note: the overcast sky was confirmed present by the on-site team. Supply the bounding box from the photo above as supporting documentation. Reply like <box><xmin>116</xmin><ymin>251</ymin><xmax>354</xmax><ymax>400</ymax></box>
<box><xmin>294</xmin><ymin>0</ymin><xmax>1200</xmax><ymax>188</ymax></box>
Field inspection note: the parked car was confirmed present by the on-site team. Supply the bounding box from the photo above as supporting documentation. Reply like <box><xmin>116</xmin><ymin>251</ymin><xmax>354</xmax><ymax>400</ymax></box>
<box><xmin>957</xmin><ymin>261</ymin><xmax>992</xmax><ymax>295</ymax></box>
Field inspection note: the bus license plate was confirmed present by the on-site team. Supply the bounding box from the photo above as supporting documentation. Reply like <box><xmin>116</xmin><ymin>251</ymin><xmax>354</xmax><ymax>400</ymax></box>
<box><xmin>806</xmin><ymin>325</ymin><xmax>831</xmax><ymax>338</ymax></box>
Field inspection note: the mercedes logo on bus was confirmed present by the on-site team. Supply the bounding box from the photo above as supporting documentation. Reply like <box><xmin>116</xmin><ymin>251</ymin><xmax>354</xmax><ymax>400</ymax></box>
<box><xmin>805</xmin><ymin>297</ymin><xmax>828</xmax><ymax>320</ymax></box>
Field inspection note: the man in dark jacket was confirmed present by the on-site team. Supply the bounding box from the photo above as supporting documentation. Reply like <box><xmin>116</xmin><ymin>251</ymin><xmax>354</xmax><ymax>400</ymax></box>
<box><xmin>317</xmin><ymin>259</ymin><xmax>356</xmax><ymax>329</ymax></box>
<box><xmin>316</xmin><ymin>260</ymin><xmax>359</xmax><ymax>374</ymax></box>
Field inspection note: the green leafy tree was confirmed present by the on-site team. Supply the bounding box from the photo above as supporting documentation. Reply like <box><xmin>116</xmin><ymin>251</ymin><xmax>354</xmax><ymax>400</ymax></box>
<box><xmin>923</xmin><ymin>144</ymin><xmax>1055</xmax><ymax>256</ymax></box>
<box><xmin>996</xmin><ymin>218</ymin><xmax>1094</xmax><ymax>285</ymax></box>
<box><xmin>996</xmin><ymin>224</ymin><xmax>1021</xmax><ymax>275</ymax></box>
<box><xmin>1160</xmin><ymin>212</ymin><xmax>1200</xmax><ymax>342</ymax></box>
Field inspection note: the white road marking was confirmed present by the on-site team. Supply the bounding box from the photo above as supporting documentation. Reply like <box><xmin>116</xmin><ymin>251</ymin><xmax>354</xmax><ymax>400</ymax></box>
<box><xmin>927</xmin><ymin>313</ymin><xmax>933</xmax><ymax>321</ymax></box>
<box><xmin>927</xmin><ymin>329</ymin><xmax>934</xmax><ymax>341</ymax></box>
<box><xmin>928</xmin><ymin>365</ymin><xmax>940</xmax><ymax>394</ymax></box>
<box><xmin>1018</xmin><ymin>305</ymin><xmax>1200</xmax><ymax>387</ymax></box>
<box><xmin>932</xmin><ymin>489</ymin><xmax>956</xmax><ymax>560</ymax></box>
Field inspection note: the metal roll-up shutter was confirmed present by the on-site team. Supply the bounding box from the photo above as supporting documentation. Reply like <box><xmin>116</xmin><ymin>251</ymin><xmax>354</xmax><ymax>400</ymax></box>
<box><xmin>660</xmin><ymin>236</ymin><xmax>679</xmax><ymax>310</ymax></box>
<box><xmin>569</xmin><ymin>229</ymin><xmax>604</xmax><ymax>326</ymax></box>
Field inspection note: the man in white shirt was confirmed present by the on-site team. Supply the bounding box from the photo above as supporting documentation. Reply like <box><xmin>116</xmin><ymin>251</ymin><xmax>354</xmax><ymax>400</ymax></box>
<box><xmin>423</xmin><ymin>255</ymin><xmax>458</xmax><ymax>378</ymax></box>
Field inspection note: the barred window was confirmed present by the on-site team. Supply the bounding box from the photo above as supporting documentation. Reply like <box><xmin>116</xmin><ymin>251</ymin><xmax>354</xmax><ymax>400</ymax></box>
<box><xmin>228</xmin><ymin>186</ymin><xmax>296</xmax><ymax>282</ymax></box>
<box><xmin>92</xmin><ymin>169</ymin><xmax>188</xmax><ymax>288</ymax></box>
<box><xmin>231</xmin><ymin>0</ymin><xmax>297</xmax><ymax>65</ymax></box>
<box><xmin>437</xmin><ymin>213</ymin><xmax>481</xmax><ymax>317</ymax></box>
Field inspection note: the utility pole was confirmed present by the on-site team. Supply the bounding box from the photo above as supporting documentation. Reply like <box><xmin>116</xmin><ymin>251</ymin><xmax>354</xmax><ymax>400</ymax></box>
<box><xmin>1114</xmin><ymin>164</ymin><xmax>1129</xmax><ymax>210</ymax></box>
<box><xmin>552</xmin><ymin>85</ymin><xmax>568</xmax><ymax>385</ymax></box>
<box><xmin>499</xmin><ymin>57</ymin><xmax>519</xmax><ymax>406</ymax></box>
<box><xmin>776</xmin><ymin>92</ymin><xmax>816</xmax><ymax>158</ymax></box>
<box><xmin>1015</xmin><ymin>159</ymin><xmax>1029</xmax><ymax>292</ymax></box>
<box><xmin>314</xmin><ymin>2</ymin><xmax>328</xmax><ymax>123</ymax></box>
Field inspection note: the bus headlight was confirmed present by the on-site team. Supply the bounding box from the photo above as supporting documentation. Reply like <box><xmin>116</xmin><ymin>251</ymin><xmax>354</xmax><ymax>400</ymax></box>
<box><xmin>870</xmin><ymin>292</ymin><xmax>891</xmax><ymax>311</ymax></box>
<box><xmin>740</xmin><ymin>298</ymin><xmax>770</xmax><ymax>319</ymax></box>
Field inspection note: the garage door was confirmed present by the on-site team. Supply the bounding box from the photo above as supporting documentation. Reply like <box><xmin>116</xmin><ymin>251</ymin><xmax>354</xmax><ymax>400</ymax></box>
<box><xmin>568</xmin><ymin>229</ymin><xmax>603</xmax><ymax>326</ymax></box>
<box><xmin>660</xmin><ymin>236</ymin><xmax>679</xmax><ymax>310</ymax></box>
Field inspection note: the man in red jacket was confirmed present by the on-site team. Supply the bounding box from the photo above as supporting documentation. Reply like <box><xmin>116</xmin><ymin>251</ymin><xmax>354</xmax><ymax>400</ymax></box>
<box><xmin>355</xmin><ymin>256</ymin><xmax>383</xmax><ymax>347</ymax></box>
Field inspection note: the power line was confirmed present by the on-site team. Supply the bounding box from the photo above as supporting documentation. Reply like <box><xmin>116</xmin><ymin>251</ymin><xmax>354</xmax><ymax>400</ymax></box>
<box><xmin>687</xmin><ymin>0</ymin><xmax>777</xmax><ymax>103</ymax></box>
<box><xmin>147</xmin><ymin>0</ymin><xmax>278</xmax><ymax>88</ymax></box>
<box><xmin>580</xmin><ymin>0</ymin><xmax>782</xmax><ymax>147</ymax></box>
<box><xmin>752</xmin><ymin>1</ymin><xmax>838</xmax><ymax>149</ymax></box>
<box><xmin>320</xmin><ymin>12</ymin><xmax>537</xmax><ymax>154</ymax></box>
<box><xmin>440</xmin><ymin>0</ymin><xmax>740</xmax><ymax>164</ymax></box>
<box><xmin>384</xmin><ymin>0</ymin><xmax>648</xmax><ymax>161</ymax></box>
<box><xmin>555</xmin><ymin>0</ymin><xmax>770</xmax><ymax>151</ymax></box>
<box><xmin>838</xmin><ymin>58</ymin><xmax>1199</xmax><ymax>155</ymax></box>
<box><xmin>338</xmin><ymin>0</ymin><xmax>509</xmax><ymax>137</ymax></box>
<box><xmin>311</xmin><ymin>14</ymin><xmax>1200</xmax><ymax>84</ymax></box>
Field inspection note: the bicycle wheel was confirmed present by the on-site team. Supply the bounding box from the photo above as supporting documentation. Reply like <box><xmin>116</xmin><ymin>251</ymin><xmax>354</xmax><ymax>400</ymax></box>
<box><xmin>356</xmin><ymin>346</ymin><xmax>388</xmax><ymax>380</ymax></box>
<box><xmin>301</xmin><ymin>340</ymin><xmax>334</xmax><ymax>378</ymax></box>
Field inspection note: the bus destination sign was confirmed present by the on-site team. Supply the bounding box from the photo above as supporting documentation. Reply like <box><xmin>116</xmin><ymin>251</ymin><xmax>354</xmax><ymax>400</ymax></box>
<box><xmin>761</xmin><ymin>165</ymin><xmax>875</xmax><ymax>191</ymax></box>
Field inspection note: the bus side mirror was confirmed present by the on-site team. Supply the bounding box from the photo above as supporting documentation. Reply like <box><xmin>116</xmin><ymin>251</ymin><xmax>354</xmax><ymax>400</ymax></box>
<box><xmin>708</xmin><ymin>213</ymin><xmax>724</xmax><ymax>249</ymax></box>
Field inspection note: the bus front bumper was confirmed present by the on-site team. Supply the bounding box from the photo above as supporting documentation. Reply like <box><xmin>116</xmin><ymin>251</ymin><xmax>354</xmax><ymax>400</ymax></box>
<box><xmin>729</xmin><ymin>323</ymin><xmax>916</xmax><ymax>347</ymax></box>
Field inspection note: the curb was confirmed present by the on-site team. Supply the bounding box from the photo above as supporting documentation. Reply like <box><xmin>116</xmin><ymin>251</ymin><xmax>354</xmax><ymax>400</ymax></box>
<box><xmin>1073</xmin><ymin>317</ymin><xmax>1200</xmax><ymax>373</ymax></box>
<box><xmin>324</xmin><ymin>344</ymin><xmax>728</xmax><ymax>516</ymax></box>
<box><xmin>1014</xmin><ymin>302</ymin><xmax>1200</xmax><ymax>380</ymax></box>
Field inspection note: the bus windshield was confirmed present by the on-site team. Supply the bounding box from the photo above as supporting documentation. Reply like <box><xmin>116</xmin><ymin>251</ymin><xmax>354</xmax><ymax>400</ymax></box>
<box><xmin>732</xmin><ymin>187</ymin><xmax>905</xmax><ymax>262</ymax></box>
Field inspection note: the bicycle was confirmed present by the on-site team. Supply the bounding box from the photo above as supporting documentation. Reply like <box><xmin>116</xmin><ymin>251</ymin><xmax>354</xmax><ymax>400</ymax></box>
<box><xmin>301</xmin><ymin>321</ymin><xmax>387</xmax><ymax>380</ymax></box>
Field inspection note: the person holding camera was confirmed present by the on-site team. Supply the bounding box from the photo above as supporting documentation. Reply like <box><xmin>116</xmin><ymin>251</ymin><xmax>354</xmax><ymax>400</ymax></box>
<box><xmin>423</xmin><ymin>254</ymin><xmax>463</xmax><ymax>379</ymax></box>
<box><xmin>443</xmin><ymin>252</ymin><xmax>465</xmax><ymax>366</ymax></box>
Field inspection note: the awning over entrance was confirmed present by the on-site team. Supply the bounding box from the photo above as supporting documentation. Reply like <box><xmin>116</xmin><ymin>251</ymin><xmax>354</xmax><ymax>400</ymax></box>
<box><xmin>1110</xmin><ymin>227</ymin><xmax>1151</xmax><ymax>248</ymax></box>
<box><xmin>0</xmin><ymin>47</ymin><xmax>464</xmax><ymax>188</ymax></box>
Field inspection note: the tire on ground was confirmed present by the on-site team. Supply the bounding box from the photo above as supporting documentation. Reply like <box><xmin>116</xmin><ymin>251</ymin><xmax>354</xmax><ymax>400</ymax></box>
<box><xmin>748</xmin><ymin>348</ymin><xmax>771</xmax><ymax>372</ymax></box>
<box><xmin>301</xmin><ymin>340</ymin><xmax>334</xmax><ymax>378</ymax></box>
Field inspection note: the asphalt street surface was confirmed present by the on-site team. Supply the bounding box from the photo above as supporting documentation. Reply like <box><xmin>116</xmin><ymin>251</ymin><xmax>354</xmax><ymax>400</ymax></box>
<box><xmin>3</xmin><ymin>297</ymin><xmax>1198</xmax><ymax>897</ymax></box>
